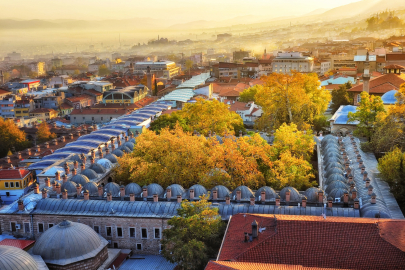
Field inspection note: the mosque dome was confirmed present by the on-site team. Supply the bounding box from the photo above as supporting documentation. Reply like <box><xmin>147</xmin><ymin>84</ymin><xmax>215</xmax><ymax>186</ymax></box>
<box><xmin>97</xmin><ymin>158</ymin><xmax>113</xmax><ymax>169</ymax></box>
<box><xmin>211</xmin><ymin>185</ymin><xmax>231</xmax><ymax>199</ymax></box>
<box><xmin>183</xmin><ymin>184</ymin><xmax>207</xmax><ymax>199</ymax></box>
<box><xmin>125</xmin><ymin>183</ymin><xmax>142</xmax><ymax>196</ymax></box>
<box><xmin>123</xmin><ymin>142</ymin><xmax>134</xmax><ymax>151</ymax></box>
<box><xmin>61</xmin><ymin>181</ymin><xmax>77</xmax><ymax>195</ymax></box>
<box><xmin>255</xmin><ymin>186</ymin><xmax>277</xmax><ymax>201</ymax></box>
<box><xmin>112</xmin><ymin>149</ymin><xmax>124</xmax><ymax>157</ymax></box>
<box><xmin>381</xmin><ymin>90</ymin><xmax>398</xmax><ymax>105</ymax></box>
<box><xmin>231</xmin><ymin>186</ymin><xmax>254</xmax><ymax>200</ymax></box>
<box><xmin>0</xmin><ymin>245</ymin><xmax>38</xmax><ymax>270</ymax></box>
<box><xmin>89</xmin><ymin>163</ymin><xmax>106</xmax><ymax>174</ymax></box>
<box><xmin>279</xmin><ymin>187</ymin><xmax>301</xmax><ymax>202</ymax></box>
<box><xmin>305</xmin><ymin>187</ymin><xmax>323</xmax><ymax>202</ymax></box>
<box><xmin>32</xmin><ymin>220</ymin><xmax>108</xmax><ymax>266</ymax></box>
<box><xmin>83</xmin><ymin>182</ymin><xmax>99</xmax><ymax>196</ymax></box>
<box><xmin>105</xmin><ymin>153</ymin><xmax>118</xmax><ymax>163</ymax></box>
<box><xmin>81</xmin><ymin>169</ymin><xmax>98</xmax><ymax>180</ymax></box>
<box><xmin>104</xmin><ymin>182</ymin><xmax>120</xmax><ymax>196</ymax></box>
<box><xmin>70</xmin><ymin>174</ymin><xmax>90</xmax><ymax>186</ymax></box>
<box><xmin>166</xmin><ymin>184</ymin><xmax>185</xmax><ymax>198</ymax></box>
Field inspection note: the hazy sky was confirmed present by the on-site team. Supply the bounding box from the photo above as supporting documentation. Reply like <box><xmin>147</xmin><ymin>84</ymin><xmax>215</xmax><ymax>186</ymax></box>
<box><xmin>1</xmin><ymin>0</ymin><xmax>362</xmax><ymax>22</ymax></box>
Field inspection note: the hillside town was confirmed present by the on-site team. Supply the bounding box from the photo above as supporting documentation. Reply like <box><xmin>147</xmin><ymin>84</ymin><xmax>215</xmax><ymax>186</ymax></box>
<box><xmin>1</xmin><ymin>1</ymin><xmax>405</xmax><ymax>270</ymax></box>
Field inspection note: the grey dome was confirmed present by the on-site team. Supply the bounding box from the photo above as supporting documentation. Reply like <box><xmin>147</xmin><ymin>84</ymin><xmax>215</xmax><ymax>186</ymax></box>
<box><xmin>129</xmin><ymin>138</ymin><xmax>136</xmax><ymax>143</ymax></box>
<box><xmin>211</xmin><ymin>185</ymin><xmax>230</xmax><ymax>199</ymax></box>
<box><xmin>104</xmin><ymin>182</ymin><xmax>120</xmax><ymax>196</ymax></box>
<box><xmin>324</xmin><ymin>156</ymin><xmax>344</xmax><ymax>165</ymax></box>
<box><xmin>70</xmin><ymin>174</ymin><xmax>90</xmax><ymax>186</ymax></box>
<box><xmin>112</xmin><ymin>149</ymin><xmax>124</xmax><ymax>157</ymax></box>
<box><xmin>167</xmin><ymin>184</ymin><xmax>185</xmax><ymax>198</ymax></box>
<box><xmin>124</xmin><ymin>142</ymin><xmax>134</xmax><ymax>151</ymax></box>
<box><xmin>82</xmin><ymin>169</ymin><xmax>98</xmax><ymax>180</ymax></box>
<box><xmin>97</xmin><ymin>158</ymin><xmax>113</xmax><ymax>169</ymax></box>
<box><xmin>325</xmin><ymin>162</ymin><xmax>344</xmax><ymax>171</ymax></box>
<box><xmin>325</xmin><ymin>173</ymin><xmax>347</xmax><ymax>185</ymax></box>
<box><xmin>231</xmin><ymin>186</ymin><xmax>254</xmax><ymax>200</ymax></box>
<box><xmin>183</xmin><ymin>184</ymin><xmax>207</xmax><ymax>199</ymax></box>
<box><xmin>255</xmin><ymin>186</ymin><xmax>277</xmax><ymax>201</ymax></box>
<box><xmin>325</xmin><ymin>180</ymin><xmax>348</xmax><ymax>194</ymax></box>
<box><xmin>83</xmin><ymin>182</ymin><xmax>99</xmax><ymax>196</ymax></box>
<box><xmin>105</xmin><ymin>153</ymin><xmax>118</xmax><ymax>163</ymax></box>
<box><xmin>305</xmin><ymin>187</ymin><xmax>323</xmax><ymax>202</ymax></box>
<box><xmin>325</xmin><ymin>167</ymin><xmax>344</xmax><ymax>178</ymax></box>
<box><xmin>68</xmin><ymin>154</ymin><xmax>82</xmax><ymax>162</ymax></box>
<box><xmin>61</xmin><ymin>181</ymin><xmax>77</xmax><ymax>195</ymax></box>
<box><xmin>328</xmin><ymin>188</ymin><xmax>347</xmax><ymax>200</ymax></box>
<box><xmin>146</xmin><ymin>183</ymin><xmax>164</xmax><ymax>198</ymax></box>
<box><xmin>125</xmin><ymin>183</ymin><xmax>142</xmax><ymax>196</ymax></box>
<box><xmin>33</xmin><ymin>220</ymin><xmax>108</xmax><ymax>266</ymax></box>
<box><xmin>0</xmin><ymin>245</ymin><xmax>38</xmax><ymax>270</ymax></box>
<box><xmin>118</xmin><ymin>145</ymin><xmax>131</xmax><ymax>153</ymax></box>
<box><xmin>361</xmin><ymin>202</ymin><xmax>391</xmax><ymax>218</ymax></box>
<box><xmin>89</xmin><ymin>163</ymin><xmax>106</xmax><ymax>174</ymax></box>
<box><xmin>322</xmin><ymin>149</ymin><xmax>340</xmax><ymax>157</ymax></box>
<box><xmin>279</xmin><ymin>187</ymin><xmax>301</xmax><ymax>202</ymax></box>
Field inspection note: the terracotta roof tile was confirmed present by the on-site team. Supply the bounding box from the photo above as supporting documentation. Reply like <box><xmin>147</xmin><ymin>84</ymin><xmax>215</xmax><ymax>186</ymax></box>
<box><xmin>386</xmin><ymin>54</ymin><xmax>405</xmax><ymax>61</ymax></box>
<box><xmin>0</xmin><ymin>239</ymin><xmax>35</xmax><ymax>250</ymax></box>
<box><xmin>217</xmin><ymin>214</ymin><xmax>405</xmax><ymax>270</ymax></box>
<box><xmin>0</xmin><ymin>168</ymin><xmax>30</xmax><ymax>179</ymax></box>
<box><xmin>348</xmin><ymin>73</ymin><xmax>405</xmax><ymax>94</ymax></box>
<box><xmin>30</xmin><ymin>108</ymin><xmax>57</xmax><ymax>114</ymax></box>
<box><xmin>206</xmin><ymin>261</ymin><xmax>348</xmax><ymax>270</ymax></box>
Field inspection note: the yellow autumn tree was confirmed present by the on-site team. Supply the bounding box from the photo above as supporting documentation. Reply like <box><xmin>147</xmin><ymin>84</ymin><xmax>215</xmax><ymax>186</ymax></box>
<box><xmin>177</xmin><ymin>98</ymin><xmax>244</xmax><ymax>136</ymax></box>
<box><xmin>36</xmin><ymin>122</ymin><xmax>57</xmax><ymax>143</ymax></box>
<box><xmin>255</xmin><ymin>72</ymin><xmax>331</xmax><ymax>130</ymax></box>
<box><xmin>0</xmin><ymin>117</ymin><xmax>31</xmax><ymax>158</ymax></box>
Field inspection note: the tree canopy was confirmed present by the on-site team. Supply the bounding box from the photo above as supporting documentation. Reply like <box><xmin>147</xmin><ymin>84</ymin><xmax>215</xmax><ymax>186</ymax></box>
<box><xmin>348</xmin><ymin>91</ymin><xmax>385</xmax><ymax>141</ymax></box>
<box><xmin>36</xmin><ymin>122</ymin><xmax>57</xmax><ymax>143</ymax></box>
<box><xmin>177</xmin><ymin>98</ymin><xmax>245</xmax><ymax>136</ymax></box>
<box><xmin>115</xmin><ymin>124</ymin><xmax>315</xmax><ymax>191</ymax></box>
<box><xmin>330</xmin><ymin>82</ymin><xmax>353</xmax><ymax>114</ymax></box>
<box><xmin>254</xmin><ymin>72</ymin><xmax>331</xmax><ymax>131</ymax></box>
<box><xmin>239</xmin><ymin>85</ymin><xmax>262</xmax><ymax>103</ymax></box>
<box><xmin>161</xmin><ymin>195</ymin><xmax>225</xmax><ymax>270</ymax></box>
<box><xmin>0</xmin><ymin>118</ymin><xmax>31</xmax><ymax>158</ymax></box>
<box><xmin>98</xmin><ymin>64</ymin><xmax>110</xmax><ymax>76</ymax></box>
<box><xmin>150</xmin><ymin>113</ymin><xmax>191</xmax><ymax>134</ymax></box>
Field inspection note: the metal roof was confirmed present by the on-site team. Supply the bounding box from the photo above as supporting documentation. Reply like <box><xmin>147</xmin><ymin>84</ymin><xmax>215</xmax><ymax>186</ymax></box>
<box><xmin>0</xmin><ymin>245</ymin><xmax>38</xmax><ymax>270</ymax></box>
<box><xmin>91</xmin><ymin>129</ymin><xmax>122</xmax><ymax>137</ymax></box>
<box><xmin>54</xmin><ymin>146</ymin><xmax>93</xmax><ymax>154</ymax></box>
<box><xmin>119</xmin><ymin>255</ymin><xmax>177</xmax><ymax>270</ymax></box>
<box><xmin>381</xmin><ymin>90</ymin><xmax>398</xmax><ymax>104</ymax></box>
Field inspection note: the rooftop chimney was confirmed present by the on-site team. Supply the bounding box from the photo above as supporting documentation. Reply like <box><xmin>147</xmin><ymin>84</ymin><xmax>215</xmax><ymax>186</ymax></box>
<box><xmin>371</xmin><ymin>193</ymin><xmax>377</xmax><ymax>204</ymax></box>
<box><xmin>318</xmin><ymin>190</ymin><xmax>324</xmax><ymax>203</ymax></box>
<box><xmin>363</xmin><ymin>171</ymin><xmax>368</xmax><ymax>181</ymax></box>
<box><xmin>366</xmin><ymin>178</ymin><xmax>370</xmax><ymax>188</ymax></box>
<box><xmin>76</xmin><ymin>183</ymin><xmax>82</xmax><ymax>196</ymax></box>
<box><xmin>42</xmin><ymin>189</ymin><xmax>48</xmax><ymax>199</ymax></box>
<box><xmin>106</xmin><ymin>192</ymin><xmax>112</xmax><ymax>202</ymax></box>
<box><xmin>73</xmin><ymin>160</ymin><xmax>78</xmax><ymax>169</ymax></box>
<box><xmin>62</xmin><ymin>189</ymin><xmax>68</xmax><ymax>199</ymax></box>
<box><xmin>252</xmin><ymin>220</ymin><xmax>258</xmax><ymax>238</ymax></box>
<box><xmin>64</xmin><ymin>163</ymin><xmax>70</xmax><ymax>175</ymax></box>
<box><xmin>212</xmin><ymin>188</ymin><xmax>217</xmax><ymax>201</ymax></box>
<box><xmin>368</xmin><ymin>184</ymin><xmax>373</xmax><ymax>195</ymax></box>
<box><xmin>285</xmin><ymin>189</ymin><xmax>291</xmax><ymax>203</ymax></box>
<box><xmin>33</xmin><ymin>184</ymin><xmax>39</xmax><ymax>194</ymax></box>
<box><xmin>354</xmin><ymin>198</ymin><xmax>359</xmax><ymax>209</ymax></box>
<box><xmin>130</xmin><ymin>193</ymin><xmax>135</xmax><ymax>202</ymax></box>
<box><xmin>166</xmin><ymin>187</ymin><xmax>172</xmax><ymax>200</ymax></box>
<box><xmin>327</xmin><ymin>197</ymin><xmax>333</xmax><ymax>208</ymax></box>
<box><xmin>189</xmin><ymin>189</ymin><xmax>194</xmax><ymax>200</ymax></box>
<box><xmin>276</xmin><ymin>195</ymin><xmax>280</xmax><ymax>206</ymax></box>
<box><xmin>55</xmin><ymin>171</ymin><xmax>61</xmax><ymax>181</ymax></box>
<box><xmin>143</xmin><ymin>187</ymin><xmax>148</xmax><ymax>199</ymax></box>
<box><xmin>250</xmin><ymin>195</ymin><xmax>255</xmax><ymax>206</ymax></box>
<box><xmin>120</xmin><ymin>185</ymin><xmax>125</xmax><ymax>198</ymax></box>
<box><xmin>80</xmin><ymin>163</ymin><xmax>85</xmax><ymax>171</ymax></box>
<box><xmin>18</xmin><ymin>199</ymin><xmax>24</xmax><ymax>211</ymax></box>
<box><xmin>236</xmin><ymin>188</ymin><xmax>241</xmax><ymax>201</ymax></box>
<box><xmin>62</xmin><ymin>174</ymin><xmax>68</xmax><ymax>183</ymax></box>
<box><xmin>301</xmin><ymin>196</ymin><xmax>307</xmax><ymax>208</ymax></box>
<box><xmin>56</xmin><ymin>183</ymin><xmax>61</xmax><ymax>194</ymax></box>
<box><xmin>98</xmin><ymin>185</ymin><xmax>103</xmax><ymax>197</ymax></box>
<box><xmin>226</xmin><ymin>195</ymin><xmax>230</xmax><ymax>205</ymax></box>
<box><xmin>153</xmin><ymin>193</ymin><xmax>158</xmax><ymax>202</ymax></box>
<box><xmin>45</xmin><ymin>177</ymin><xmax>51</xmax><ymax>187</ymax></box>
<box><xmin>83</xmin><ymin>190</ymin><xmax>89</xmax><ymax>200</ymax></box>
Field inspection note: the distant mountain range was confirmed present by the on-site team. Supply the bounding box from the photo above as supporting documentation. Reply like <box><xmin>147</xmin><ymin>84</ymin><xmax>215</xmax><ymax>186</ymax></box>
<box><xmin>1</xmin><ymin>0</ymin><xmax>405</xmax><ymax>32</ymax></box>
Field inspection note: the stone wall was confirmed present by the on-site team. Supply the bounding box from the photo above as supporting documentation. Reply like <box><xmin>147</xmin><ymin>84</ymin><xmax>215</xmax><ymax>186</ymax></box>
<box><xmin>46</xmin><ymin>246</ymin><xmax>108</xmax><ymax>270</ymax></box>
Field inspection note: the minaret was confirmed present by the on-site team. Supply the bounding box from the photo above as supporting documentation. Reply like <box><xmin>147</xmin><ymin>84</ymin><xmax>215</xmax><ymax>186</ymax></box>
<box><xmin>146</xmin><ymin>66</ymin><xmax>152</xmax><ymax>95</ymax></box>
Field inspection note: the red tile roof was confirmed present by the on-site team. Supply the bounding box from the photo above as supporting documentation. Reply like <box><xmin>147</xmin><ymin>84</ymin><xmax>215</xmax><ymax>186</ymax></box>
<box><xmin>65</xmin><ymin>94</ymin><xmax>92</xmax><ymax>103</ymax></box>
<box><xmin>0</xmin><ymin>168</ymin><xmax>30</xmax><ymax>179</ymax></box>
<box><xmin>85</xmin><ymin>89</ymin><xmax>103</xmax><ymax>96</ymax></box>
<box><xmin>31</xmin><ymin>108</ymin><xmax>57</xmax><ymax>114</ymax></box>
<box><xmin>0</xmin><ymin>89</ymin><xmax>11</xmax><ymax>95</ymax></box>
<box><xmin>217</xmin><ymin>214</ymin><xmax>405</xmax><ymax>270</ymax></box>
<box><xmin>384</xmin><ymin>65</ymin><xmax>405</xmax><ymax>70</ymax></box>
<box><xmin>70</xmin><ymin>108</ymin><xmax>129</xmax><ymax>115</ymax></box>
<box><xmin>0</xmin><ymin>239</ymin><xmax>35</xmax><ymax>250</ymax></box>
<box><xmin>348</xmin><ymin>73</ymin><xmax>405</xmax><ymax>93</ymax></box>
<box><xmin>206</xmin><ymin>261</ymin><xmax>347</xmax><ymax>270</ymax></box>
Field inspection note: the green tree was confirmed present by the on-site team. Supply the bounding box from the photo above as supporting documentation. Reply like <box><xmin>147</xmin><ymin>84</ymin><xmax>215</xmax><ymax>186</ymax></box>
<box><xmin>239</xmin><ymin>85</ymin><xmax>262</xmax><ymax>102</ymax></box>
<box><xmin>36</xmin><ymin>122</ymin><xmax>56</xmax><ymax>143</ymax></box>
<box><xmin>98</xmin><ymin>64</ymin><xmax>110</xmax><ymax>76</ymax></box>
<box><xmin>3</xmin><ymin>71</ymin><xmax>11</xmax><ymax>82</ymax></box>
<box><xmin>161</xmin><ymin>195</ymin><xmax>225</xmax><ymax>270</ymax></box>
<box><xmin>330</xmin><ymin>82</ymin><xmax>353</xmax><ymax>114</ymax></box>
<box><xmin>185</xmin><ymin>60</ymin><xmax>194</xmax><ymax>75</ymax></box>
<box><xmin>73</xmin><ymin>69</ymin><xmax>80</xmax><ymax>76</ymax></box>
<box><xmin>348</xmin><ymin>91</ymin><xmax>385</xmax><ymax>141</ymax></box>
<box><xmin>150</xmin><ymin>113</ymin><xmax>191</xmax><ymax>134</ymax></box>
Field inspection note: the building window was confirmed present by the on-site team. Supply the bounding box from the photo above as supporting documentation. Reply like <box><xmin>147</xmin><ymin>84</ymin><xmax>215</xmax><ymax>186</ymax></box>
<box><xmin>38</xmin><ymin>223</ymin><xmax>44</xmax><ymax>233</ymax></box>
<box><xmin>117</xmin><ymin>227</ymin><xmax>123</xmax><ymax>237</ymax></box>
<box><xmin>24</xmin><ymin>223</ymin><xmax>30</xmax><ymax>233</ymax></box>
<box><xmin>15</xmin><ymin>182</ymin><xmax>20</xmax><ymax>188</ymax></box>
<box><xmin>129</xmin><ymin>228</ymin><xmax>135</xmax><ymax>238</ymax></box>
<box><xmin>106</xmin><ymin>226</ymin><xmax>112</xmax><ymax>236</ymax></box>
<box><xmin>82</xmin><ymin>117</ymin><xmax>85</xmax><ymax>120</ymax></box>
<box><xmin>48</xmin><ymin>223</ymin><xmax>54</xmax><ymax>229</ymax></box>
<box><xmin>92</xmin><ymin>117</ymin><xmax>94</xmax><ymax>121</ymax></box>
<box><xmin>10</xmin><ymin>182</ymin><xmax>14</xmax><ymax>188</ymax></box>
<box><xmin>101</xmin><ymin>117</ymin><xmax>103</xmax><ymax>121</ymax></box>
<box><xmin>11</xmin><ymin>222</ymin><xmax>16</xmax><ymax>232</ymax></box>
<box><xmin>141</xmin><ymin>228</ymin><xmax>148</xmax><ymax>239</ymax></box>
<box><xmin>136</xmin><ymin>243</ymin><xmax>142</xmax><ymax>250</ymax></box>
<box><xmin>6</xmin><ymin>192</ymin><xmax>10</xmax><ymax>197</ymax></box>
<box><xmin>357</xmin><ymin>94</ymin><xmax>361</xmax><ymax>103</ymax></box>
<box><xmin>94</xmin><ymin>226</ymin><xmax>100</xmax><ymax>234</ymax></box>
<box><xmin>154</xmin><ymin>228</ymin><xmax>161</xmax><ymax>239</ymax></box>
<box><xmin>74</xmin><ymin>117</ymin><xmax>76</xmax><ymax>120</ymax></box>
<box><xmin>113</xmin><ymin>242</ymin><xmax>118</xmax><ymax>248</ymax></box>
<box><xmin>4</xmin><ymin>182</ymin><xmax>8</xmax><ymax>188</ymax></box>
<box><xmin>110</xmin><ymin>117</ymin><xmax>113</xmax><ymax>120</ymax></box>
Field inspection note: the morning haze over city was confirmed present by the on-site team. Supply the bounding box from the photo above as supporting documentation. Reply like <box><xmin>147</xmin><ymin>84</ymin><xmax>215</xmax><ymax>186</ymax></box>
<box><xmin>1</xmin><ymin>0</ymin><xmax>405</xmax><ymax>270</ymax></box>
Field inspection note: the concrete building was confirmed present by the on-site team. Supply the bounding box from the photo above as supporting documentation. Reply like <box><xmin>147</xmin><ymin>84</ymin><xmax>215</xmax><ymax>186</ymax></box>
<box><xmin>0</xmin><ymin>168</ymin><xmax>35</xmax><ymax>205</ymax></box>
<box><xmin>29</xmin><ymin>108</ymin><xmax>58</xmax><ymax>122</ymax></box>
<box><xmin>134</xmin><ymin>61</ymin><xmax>180</xmax><ymax>79</ymax></box>
<box><xmin>102</xmin><ymin>86</ymin><xmax>148</xmax><ymax>104</ymax></box>
<box><xmin>29</xmin><ymin>62</ymin><xmax>46</xmax><ymax>76</ymax></box>
<box><xmin>272</xmin><ymin>52</ymin><xmax>314</xmax><ymax>74</ymax></box>
<box><xmin>15</xmin><ymin>98</ymin><xmax>34</xmax><ymax>118</ymax></box>
<box><xmin>0</xmin><ymin>94</ymin><xmax>17</xmax><ymax>118</ymax></box>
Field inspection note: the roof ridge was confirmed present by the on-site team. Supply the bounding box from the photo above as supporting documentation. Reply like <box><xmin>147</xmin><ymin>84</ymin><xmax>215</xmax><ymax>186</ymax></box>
<box><xmin>208</xmin><ymin>261</ymin><xmax>238</xmax><ymax>270</ymax></box>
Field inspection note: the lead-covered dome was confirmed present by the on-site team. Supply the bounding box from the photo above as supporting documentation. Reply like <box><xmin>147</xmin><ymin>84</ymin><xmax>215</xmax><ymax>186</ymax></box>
<box><xmin>112</xmin><ymin>149</ymin><xmax>124</xmax><ymax>157</ymax></box>
<box><xmin>166</xmin><ymin>184</ymin><xmax>185</xmax><ymax>198</ymax></box>
<box><xmin>82</xmin><ymin>168</ymin><xmax>98</xmax><ymax>180</ymax></box>
<box><xmin>125</xmin><ymin>183</ymin><xmax>142</xmax><ymax>196</ymax></box>
<box><xmin>89</xmin><ymin>163</ymin><xmax>106</xmax><ymax>174</ymax></box>
<box><xmin>305</xmin><ymin>187</ymin><xmax>323</xmax><ymax>202</ymax></box>
<box><xmin>231</xmin><ymin>186</ymin><xmax>254</xmax><ymax>200</ymax></box>
<box><xmin>0</xmin><ymin>245</ymin><xmax>38</xmax><ymax>270</ymax></box>
<box><xmin>183</xmin><ymin>184</ymin><xmax>207</xmax><ymax>199</ymax></box>
<box><xmin>105</xmin><ymin>153</ymin><xmax>118</xmax><ymax>163</ymax></box>
<box><xmin>211</xmin><ymin>185</ymin><xmax>230</xmax><ymax>200</ymax></box>
<box><xmin>83</xmin><ymin>182</ymin><xmax>99</xmax><ymax>196</ymax></box>
<box><xmin>279</xmin><ymin>187</ymin><xmax>301</xmax><ymax>202</ymax></box>
<box><xmin>255</xmin><ymin>186</ymin><xmax>277</xmax><ymax>201</ymax></box>
<box><xmin>61</xmin><ymin>181</ymin><xmax>77</xmax><ymax>195</ymax></box>
<box><xmin>71</xmin><ymin>174</ymin><xmax>90</xmax><ymax>186</ymax></box>
<box><xmin>104</xmin><ymin>182</ymin><xmax>120</xmax><ymax>196</ymax></box>
<box><xmin>33</xmin><ymin>220</ymin><xmax>108</xmax><ymax>266</ymax></box>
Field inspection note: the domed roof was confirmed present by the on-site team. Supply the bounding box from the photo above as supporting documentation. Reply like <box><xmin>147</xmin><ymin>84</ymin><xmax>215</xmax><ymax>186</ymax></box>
<box><xmin>322</xmin><ymin>149</ymin><xmax>340</xmax><ymax>157</ymax></box>
<box><xmin>97</xmin><ymin>158</ymin><xmax>113</xmax><ymax>169</ymax></box>
<box><xmin>183</xmin><ymin>184</ymin><xmax>207</xmax><ymax>199</ymax></box>
<box><xmin>33</xmin><ymin>220</ymin><xmax>108</xmax><ymax>266</ymax></box>
<box><xmin>328</xmin><ymin>188</ymin><xmax>347</xmax><ymax>200</ymax></box>
<box><xmin>305</xmin><ymin>187</ymin><xmax>323</xmax><ymax>202</ymax></box>
<box><xmin>104</xmin><ymin>182</ymin><xmax>120</xmax><ymax>196</ymax></box>
<box><xmin>70</xmin><ymin>174</ymin><xmax>90</xmax><ymax>186</ymax></box>
<box><xmin>146</xmin><ymin>183</ymin><xmax>164</xmax><ymax>198</ymax></box>
<box><xmin>325</xmin><ymin>173</ymin><xmax>347</xmax><ymax>185</ymax></box>
<box><xmin>325</xmin><ymin>180</ymin><xmax>348</xmax><ymax>194</ymax></box>
<box><xmin>255</xmin><ymin>186</ymin><xmax>277</xmax><ymax>201</ymax></box>
<box><xmin>105</xmin><ymin>153</ymin><xmax>118</xmax><ymax>163</ymax></box>
<box><xmin>81</xmin><ymin>169</ymin><xmax>98</xmax><ymax>180</ymax></box>
<box><xmin>129</xmin><ymin>138</ymin><xmax>136</xmax><ymax>144</ymax></box>
<box><xmin>279</xmin><ymin>187</ymin><xmax>301</xmax><ymax>202</ymax></box>
<box><xmin>325</xmin><ymin>167</ymin><xmax>344</xmax><ymax>178</ymax></box>
<box><xmin>83</xmin><ymin>182</ymin><xmax>98</xmax><ymax>196</ymax></box>
<box><xmin>381</xmin><ymin>90</ymin><xmax>398</xmax><ymax>105</ymax></box>
<box><xmin>211</xmin><ymin>185</ymin><xmax>230</xmax><ymax>199</ymax></box>
<box><xmin>61</xmin><ymin>181</ymin><xmax>77</xmax><ymax>195</ymax></box>
<box><xmin>0</xmin><ymin>245</ymin><xmax>38</xmax><ymax>270</ymax></box>
<box><xmin>89</xmin><ymin>163</ymin><xmax>106</xmax><ymax>174</ymax></box>
<box><xmin>361</xmin><ymin>202</ymin><xmax>391</xmax><ymax>218</ymax></box>
<box><xmin>125</xmin><ymin>183</ymin><xmax>142</xmax><ymax>196</ymax></box>
<box><xmin>118</xmin><ymin>145</ymin><xmax>131</xmax><ymax>153</ymax></box>
<box><xmin>325</xmin><ymin>162</ymin><xmax>344</xmax><ymax>171</ymax></box>
<box><xmin>112</xmin><ymin>149</ymin><xmax>124</xmax><ymax>157</ymax></box>
<box><xmin>67</xmin><ymin>154</ymin><xmax>82</xmax><ymax>162</ymax></box>
<box><xmin>167</xmin><ymin>184</ymin><xmax>185</xmax><ymax>198</ymax></box>
<box><xmin>231</xmin><ymin>186</ymin><xmax>254</xmax><ymax>200</ymax></box>
<box><xmin>123</xmin><ymin>141</ymin><xmax>134</xmax><ymax>151</ymax></box>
